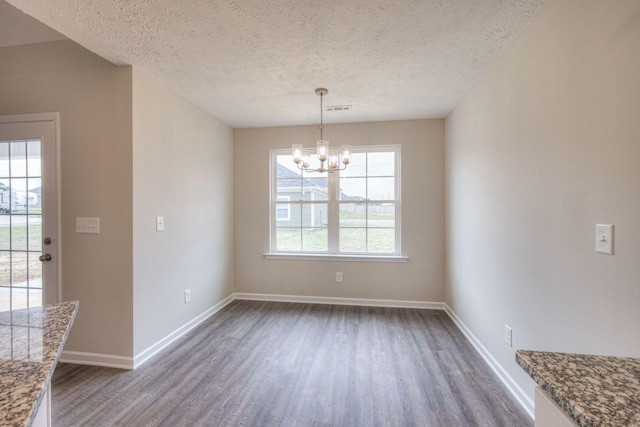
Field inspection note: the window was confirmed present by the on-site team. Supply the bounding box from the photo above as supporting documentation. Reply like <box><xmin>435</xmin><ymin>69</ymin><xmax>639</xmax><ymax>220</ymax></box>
<box><xmin>270</xmin><ymin>145</ymin><xmax>400</xmax><ymax>255</ymax></box>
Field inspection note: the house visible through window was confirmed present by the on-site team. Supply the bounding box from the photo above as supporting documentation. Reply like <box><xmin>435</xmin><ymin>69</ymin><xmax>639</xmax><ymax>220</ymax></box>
<box><xmin>270</xmin><ymin>145</ymin><xmax>400</xmax><ymax>255</ymax></box>
<box><xmin>276</xmin><ymin>196</ymin><xmax>290</xmax><ymax>221</ymax></box>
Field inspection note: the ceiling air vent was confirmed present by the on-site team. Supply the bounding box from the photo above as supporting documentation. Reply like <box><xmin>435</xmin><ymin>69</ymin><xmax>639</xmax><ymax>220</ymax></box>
<box><xmin>325</xmin><ymin>105</ymin><xmax>352</xmax><ymax>112</ymax></box>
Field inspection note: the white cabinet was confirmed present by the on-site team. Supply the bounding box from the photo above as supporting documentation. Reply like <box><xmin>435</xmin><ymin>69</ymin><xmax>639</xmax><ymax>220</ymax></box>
<box><xmin>31</xmin><ymin>385</ymin><xmax>51</xmax><ymax>427</ymax></box>
<box><xmin>535</xmin><ymin>387</ymin><xmax>578</xmax><ymax>427</ymax></box>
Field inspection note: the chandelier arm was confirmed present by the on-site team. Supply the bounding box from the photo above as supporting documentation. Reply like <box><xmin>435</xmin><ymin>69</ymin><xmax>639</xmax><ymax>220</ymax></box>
<box><xmin>297</xmin><ymin>162</ymin><xmax>321</xmax><ymax>174</ymax></box>
<box><xmin>297</xmin><ymin>164</ymin><xmax>346</xmax><ymax>174</ymax></box>
<box><xmin>332</xmin><ymin>164</ymin><xmax>348</xmax><ymax>172</ymax></box>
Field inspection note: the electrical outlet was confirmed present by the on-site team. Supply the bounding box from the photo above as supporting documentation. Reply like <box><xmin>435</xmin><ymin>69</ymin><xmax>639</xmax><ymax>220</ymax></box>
<box><xmin>336</xmin><ymin>272</ymin><xmax>343</xmax><ymax>283</ymax></box>
<box><xmin>504</xmin><ymin>324</ymin><xmax>512</xmax><ymax>347</ymax></box>
<box><xmin>156</xmin><ymin>216</ymin><xmax>165</xmax><ymax>232</ymax></box>
<box><xmin>184</xmin><ymin>289</ymin><xmax>191</xmax><ymax>303</ymax></box>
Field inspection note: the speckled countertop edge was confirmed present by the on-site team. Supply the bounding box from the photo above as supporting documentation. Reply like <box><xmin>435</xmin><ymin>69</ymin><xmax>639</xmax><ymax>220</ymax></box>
<box><xmin>516</xmin><ymin>350</ymin><xmax>640</xmax><ymax>427</ymax></box>
<box><xmin>0</xmin><ymin>301</ymin><xmax>79</xmax><ymax>427</ymax></box>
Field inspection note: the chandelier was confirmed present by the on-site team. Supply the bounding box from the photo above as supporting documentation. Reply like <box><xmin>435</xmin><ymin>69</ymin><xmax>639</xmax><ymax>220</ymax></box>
<box><xmin>292</xmin><ymin>88</ymin><xmax>351</xmax><ymax>173</ymax></box>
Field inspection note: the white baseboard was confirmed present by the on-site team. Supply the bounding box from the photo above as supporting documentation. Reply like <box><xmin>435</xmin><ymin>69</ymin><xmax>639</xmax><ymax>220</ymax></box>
<box><xmin>60</xmin><ymin>351</ymin><xmax>134</xmax><ymax>370</ymax></box>
<box><xmin>60</xmin><ymin>294</ymin><xmax>235</xmax><ymax>371</ymax></box>
<box><xmin>233</xmin><ymin>292</ymin><xmax>445</xmax><ymax>310</ymax></box>
<box><xmin>133</xmin><ymin>293</ymin><xmax>235</xmax><ymax>369</ymax></box>
<box><xmin>444</xmin><ymin>304</ymin><xmax>535</xmax><ymax>419</ymax></box>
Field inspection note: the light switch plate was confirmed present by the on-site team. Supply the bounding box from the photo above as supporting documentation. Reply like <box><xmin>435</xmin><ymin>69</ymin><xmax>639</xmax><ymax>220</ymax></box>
<box><xmin>595</xmin><ymin>224</ymin><xmax>613</xmax><ymax>255</ymax></box>
<box><xmin>76</xmin><ymin>217</ymin><xmax>100</xmax><ymax>234</ymax></box>
<box><xmin>504</xmin><ymin>324</ymin><xmax>512</xmax><ymax>347</ymax></box>
<box><xmin>156</xmin><ymin>216</ymin><xmax>165</xmax><ymax>231</ymax></box>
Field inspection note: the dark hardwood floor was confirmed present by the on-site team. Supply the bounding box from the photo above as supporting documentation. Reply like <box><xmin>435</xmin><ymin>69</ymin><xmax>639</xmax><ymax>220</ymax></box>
<box><xmin>52</xmin><ymin>300</ymin><xmax>532</xmax><ymax>426</ymax></box>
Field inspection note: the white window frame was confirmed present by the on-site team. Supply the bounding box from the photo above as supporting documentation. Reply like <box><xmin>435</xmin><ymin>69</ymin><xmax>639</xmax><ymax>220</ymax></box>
<box><xmin>268</xmin><ymin>145</ymin><xmax>403</xmax><ymax>259</ymax></box>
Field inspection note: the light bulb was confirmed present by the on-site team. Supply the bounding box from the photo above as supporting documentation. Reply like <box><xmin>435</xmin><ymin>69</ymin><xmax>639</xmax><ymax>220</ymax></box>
<box><xmin>292</xmin><ymin>144</ymin><xmax>303</xmax><ymax>163</ymax></box>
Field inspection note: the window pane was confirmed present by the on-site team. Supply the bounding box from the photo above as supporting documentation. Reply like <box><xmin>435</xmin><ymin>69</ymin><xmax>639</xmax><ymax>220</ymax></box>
<box><xmin>368</xmin><ymin>204</ymin><xmax>395</xmax><ymax>228</ymax></box>
<box><xmin>303</xmin><ymin>227</ymin><xmax>327</xmax><ymax>251</ymax></box>
<box><xmin>0</xmin><ymin>178</ymin><xmax>9</xmax><ymax>215</ymax></box>
<box><xmin>276</xmin><ymin>155</ymin><xmax>300</xmax><ymax>178</ymax></box>
<box><xmin>301</xmin><ymin>203</ymin><xmax>327</xmax><ymax>251</ymax></box>
<box><xmin>27</xmin><ymin>178</ymin><xmax>41</xmax><ymax>214</ymax></box>
<box><xmin>340</xmin><ymin>203</ymin><xmax>366</xmax><ymax>227</ymax></box>
<box><xmin>28</xmin><ymin>216</ymin><xmax>42</xmax><ymax>252</ymax></box>
<box><xmin>12</xmin><ymin>251</ymin><xmax>27</xmax><ymax>285</ymax></box>
<box><xmin>299</xmin><ymin>203</ymin><xmax>327</xmax><ymax>229</ymax></box>
<box><xmin>278</xmin><ymin>201</ymin><xmax>300</xmax><ymax>227</ymax></box>
<box><xmin>276</xmin><ymin>198</ymin><xmax>300</xmax><ymax>251</ymax></box>
<box><xmin>302</xmin><ymin>176</ymin><xmax>328</xmax><ymax>201</ymax></box>
<box><xmin>277</xmin><ymin>155</ymin><xmax>302</xmax><ymax>193</ymax></box>
<box><xmin>10</xmin><ymin>142</ymin><xmax>27</xmax><ymax>178</ymax></box>
<box><xmin>11</xmin><ymin>178</ymin><xmax>28</xmax><ymax>212</ymax></box>
<box><xmin>368</xmin><ymin>229</ymin><xmax>395</xmax><ymax>252</ymax></box>
<box><xmin>340</xmin><ymin>152</ymin><xmax>366</xmax><ymax>177</ymax></box>
<box><xmin>367</xmin><ymin>177</ymin><xmax>395</xmax><ymax>200</ymax></box>
<box><xmin>28</xmin><ymin>253</ymin><xmax>42</xmax><ymax>285</ymax></box>
<box><xmin>0</xmin><ymin>143</ymin><xmax>9</xmax><ymax>177</ymax></box>
<box><xmin>0</xmin><ymin>252</ymin><xmax>9</xmax><ymax>286</ymax></box>
<box><xmin>0</xmin><ymin>222</ymin><xmax>8</xmax><ymax>250</ymax></box>
<box><xmin>310</xmin><ymin>203</ymin><xmax>328</xmax><ymax>227</ymax></box>
<box><xmin>310</xmin><ymin>189</ymin><xmax>328</xmax><ymax>201</ymax></box>
<box><xmin>27</xmin><ymin>141</ymin><xmax>42</xmax><ymax>177</ymax></box>
<box><xmin>339</xmin><ymin>177</ymin><xmax>366</xmax><ymax>200</ymax></box>
<box><xmin>11</xmin><ymin>220</ymin><xmax>28</xmax><ymax>251</ymax></box>
<box><xmin>277</xmin><ymin>185</ymin><xmax>300</xmax><ymax>200</ymax></box>
<box><xmin>340</xmin><ymin>228</ymin><xmax>366</xmax><ymax>252</ymax></box>
<box><xmin>368</xmin><ymin>152</ymin><xmax>395</xmax><ymax>176</ymax></box>
<box><xmin>277</xmin><ymin>228</ymin><xmax>301</xmax><ymax>251</ymax></box>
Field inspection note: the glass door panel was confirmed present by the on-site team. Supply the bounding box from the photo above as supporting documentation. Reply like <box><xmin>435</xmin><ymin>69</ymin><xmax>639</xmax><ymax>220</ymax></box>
<box><xmin>0</xmin><ymin>139</ymin><xmax>43</xmax><ymax>311</ymax></box>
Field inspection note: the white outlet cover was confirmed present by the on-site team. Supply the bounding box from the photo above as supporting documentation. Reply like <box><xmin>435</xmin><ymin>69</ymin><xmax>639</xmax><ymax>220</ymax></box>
<box><xmin>156</xmin><ymin>216</ymin><xmax>165</xmax><ymax>232</ymax></box>
<box><xmin>595</xmin><ymin>224</ymin><xmax>613</xmax><ymax>255</ymax></box>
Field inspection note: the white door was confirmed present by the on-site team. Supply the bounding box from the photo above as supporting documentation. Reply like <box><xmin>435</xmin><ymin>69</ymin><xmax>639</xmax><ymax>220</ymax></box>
<box><xmin>0</xmin><ymin>113</ymin><xmax>59</xmax><ymax>311</ymax></box>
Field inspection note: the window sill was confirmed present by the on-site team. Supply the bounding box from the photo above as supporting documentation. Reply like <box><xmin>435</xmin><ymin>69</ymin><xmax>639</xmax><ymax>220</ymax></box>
<box><xmin>263</xmin><ymin>253</ymin><xmax>409</xmax><ymax>263</ymax></box>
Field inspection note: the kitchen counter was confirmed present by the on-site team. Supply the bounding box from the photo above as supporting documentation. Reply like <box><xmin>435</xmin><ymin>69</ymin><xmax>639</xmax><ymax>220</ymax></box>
<box><xmin>517</xmin><ymin>350</ymin><xmax>640</xmax><ymax>427</ymax></box>
<box><xmin>0</xmin><ymin>301</ymin><xmax>78</xmax><ymax>427</ymax></box>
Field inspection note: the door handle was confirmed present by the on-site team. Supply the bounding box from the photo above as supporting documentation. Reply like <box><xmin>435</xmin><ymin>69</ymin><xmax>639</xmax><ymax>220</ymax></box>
<box><xmin>39</xmin><ymin>254</ymin><xmax>52</xmax><ymax>262</ymax></box>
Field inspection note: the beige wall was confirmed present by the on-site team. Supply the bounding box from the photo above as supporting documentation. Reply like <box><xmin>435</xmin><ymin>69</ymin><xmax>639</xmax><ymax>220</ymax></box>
<box><xmin>234</xmin><ymin>120</ymin><xmax>444</xmax><ymax>302</ymax></box>
<box><xmin>0</xmin><ymin>40</ymin><xmax>134</xmax><ymax>356</ymax></box>
<box><xmin>0</xmin><ymin>41</ymin><xmax>235</xmax><ymax>360</ymax></box>
<box><xmin>445</xmin><ymin>0</ymin><xmax>640</xmax><ymax>400</ymax></box>
<box><xmin>132</xmin><ymin>68</ymin><xmax>234</xmax><ymax>355</ymax></box>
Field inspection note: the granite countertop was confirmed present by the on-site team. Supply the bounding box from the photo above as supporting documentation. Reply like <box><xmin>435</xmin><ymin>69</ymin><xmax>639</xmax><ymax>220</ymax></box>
<box><xmin>0</xmin><ymin>301</ymin><xmax>78</xmax><ymax>427</ymax></box>
<box><xmin>516</xmin><ymin>350</ymin><xmax>640</xmax><ymax>427</ymax></box>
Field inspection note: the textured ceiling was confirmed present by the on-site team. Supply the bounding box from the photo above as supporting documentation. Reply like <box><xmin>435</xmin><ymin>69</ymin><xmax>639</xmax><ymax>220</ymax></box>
<box><xmin>4</xmin><ymin>0</ymin><xmax>548</xmax><ymax>128</ymax></box>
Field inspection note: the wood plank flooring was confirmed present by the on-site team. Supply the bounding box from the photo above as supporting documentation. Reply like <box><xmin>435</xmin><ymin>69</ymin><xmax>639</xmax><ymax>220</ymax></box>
<box><xmin>52</xmin><ymin>300</ymin><xmax>532</xmax><ymax>426</ymax></box>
